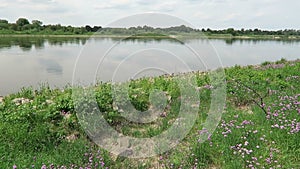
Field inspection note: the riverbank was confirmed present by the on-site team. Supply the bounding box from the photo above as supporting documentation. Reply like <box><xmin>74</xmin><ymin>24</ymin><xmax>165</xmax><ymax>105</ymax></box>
<box><xmin>0</xmin><ymin>59</ymin><xmax>299</xmax><ymax>168</ymax></box>
<box><xmin>1</xmin><ymin>33</ymin><xmax>300</xmax><ymax>40</ymax></box>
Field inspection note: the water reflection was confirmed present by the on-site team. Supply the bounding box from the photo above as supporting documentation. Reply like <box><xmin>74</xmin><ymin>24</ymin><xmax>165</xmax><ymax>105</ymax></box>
<box><xmin>38</xmin><ymin>59</ymin><xmax>63</xmax><ymax>75</ymax></box>
<box><xmin>0</xmin><ymin>37</ymin><xmax>88</xmax><ymax>50</ymax></box>
<box><xmin>223</xmin><ymin>38</ymin><xmax>300</xmax><ymax>45</ymax></box>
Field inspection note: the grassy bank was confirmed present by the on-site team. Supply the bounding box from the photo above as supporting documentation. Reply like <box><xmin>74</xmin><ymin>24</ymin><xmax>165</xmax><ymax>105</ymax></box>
<box><xmin>0</xmin><ymin>59</ymin><xmax>299</xmax><ymax>168</ymax></box>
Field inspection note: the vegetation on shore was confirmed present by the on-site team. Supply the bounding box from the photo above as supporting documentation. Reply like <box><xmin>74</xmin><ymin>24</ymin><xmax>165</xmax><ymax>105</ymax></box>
<box><xmin>0</xmin><ymin>58</ymin><xmax>299</xmax><ymax>168</ymax></box>
<box><xmin>1</xmin><ymin>18</ymin><xmax>300</xmax><ymax>40</ymax></box>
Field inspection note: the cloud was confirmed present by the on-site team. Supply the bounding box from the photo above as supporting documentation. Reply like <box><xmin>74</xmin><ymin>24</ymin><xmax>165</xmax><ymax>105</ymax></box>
<box><xmin>0</xmin><ymin>0</ymin><xmax>299</xmax><ymax>29</ymax></box>
<box><xmin>0</xmin><ymin>4</ymin><xmax>7</xmax><ymax>8</ymax></box>
<box><xmin>93</xmin><ymin>0</ymin><xmax>132</xmax><ymax>9</ymax></box>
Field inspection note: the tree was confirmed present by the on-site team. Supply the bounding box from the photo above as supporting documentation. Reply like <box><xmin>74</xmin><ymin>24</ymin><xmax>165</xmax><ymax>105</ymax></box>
<box><xmin>226</xmin><ymin>28</ymin><xmax>234</xmax><ymax>34</ymax></box>
<box><xmin>32</xmin><ymin>20</ymin><xmax>42</xmax><ymax>26</ymax></box>
<box><xmin>92</xmin><ymin>26</ymin><xmax>102</xmax><ymax>32</ymax></box>
<box><xmin>16</xmin><ymin>18</ymin><xmax>30</xmax><ymax>27</ymax></box>
<box><xmin>0</xmin><ymin>19</ymin><xmax>9</xmax><ymax>30</ymax></box>
<box><xmin>85</xmin><ymin>25</ymin><xmax>92</xmax><ymax>32</ymax></box>
<box><xmin>0</xmin><ymin>19</ymin><xmax>8</xmax><ymax>24</ymax></box>
<box><xmin>9</xmin><ymin>23</ymin><xmax>18</xmax><ymax>31</ymax></box>
<box><xmin>0</xmin><ymin>23</ymin><xmax>9</xmax><ymax>29</ymax></box>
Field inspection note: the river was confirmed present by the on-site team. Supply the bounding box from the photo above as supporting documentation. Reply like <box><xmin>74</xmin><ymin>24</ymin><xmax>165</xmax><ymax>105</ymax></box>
<box><xmin>0</xmin><ymin>36</ymin><xmax>299</xmax><ymax>95</ymax></box>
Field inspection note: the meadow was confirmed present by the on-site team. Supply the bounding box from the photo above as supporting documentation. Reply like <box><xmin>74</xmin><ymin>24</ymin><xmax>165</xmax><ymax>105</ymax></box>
<box><xmin>0</xmin><ymin>58</ymin><xmax>299</xmax><ymax>168</ymax></box>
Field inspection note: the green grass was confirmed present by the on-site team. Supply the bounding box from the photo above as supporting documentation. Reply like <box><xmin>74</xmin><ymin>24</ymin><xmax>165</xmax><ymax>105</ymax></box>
<box><xmin>0</xmin><ymin>59</ymin><xmax>299</xmax><ymax>168</ymax></box>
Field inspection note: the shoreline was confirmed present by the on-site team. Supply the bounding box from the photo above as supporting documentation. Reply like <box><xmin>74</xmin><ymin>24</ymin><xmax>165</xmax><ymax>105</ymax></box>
<box><xmin>0</xmin><ymin>59</ymin><xmax>298</xmax><ymax>97</ymax></box>
<box><xmin>1</xmin><ymin>34</ymin><xmax>300</xmax><ymax>40</ymax></box>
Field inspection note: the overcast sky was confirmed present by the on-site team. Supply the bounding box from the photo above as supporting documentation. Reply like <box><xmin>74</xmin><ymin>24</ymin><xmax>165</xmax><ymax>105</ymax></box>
<box><xmin>0</xmin><ymin>0</ymin><xmax>299</xmax><ymax>30</ymax></box>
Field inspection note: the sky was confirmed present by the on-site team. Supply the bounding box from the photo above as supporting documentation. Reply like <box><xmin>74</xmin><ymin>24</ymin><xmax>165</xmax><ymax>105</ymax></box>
<box><xmin>0</xmin><ymin>0</ymin><xmax>299</xmax><ymax>30</ymax></box>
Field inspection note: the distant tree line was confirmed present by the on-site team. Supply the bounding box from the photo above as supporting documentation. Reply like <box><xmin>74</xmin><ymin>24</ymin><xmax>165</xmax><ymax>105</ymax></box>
<box><xmin>0</xmin><ymin>18</ymin><xmax>101</xmax><ymax>34</ymax></box>
<box><xmin>201</xmin><ymin>28</ymin><xmax>300</xmax><ymax>36</ymax></box>
<box><xmin>0</xmin><ymin>17</ymin><xmax>300</xmax><ymax>36</ymax></box>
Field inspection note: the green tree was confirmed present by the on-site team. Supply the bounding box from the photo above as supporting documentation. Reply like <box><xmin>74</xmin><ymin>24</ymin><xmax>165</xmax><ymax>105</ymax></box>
<box><xmin>0</xmin><ymin>19</ymin><xmax>9</xmax><ymax>30</ymax></box>
<box><xmin>16</xmin><ymin>18</ymin><xmax>30</xmax><ymax>27</ymax></box>
<box><xmin>0</xmin><ymin>19</ymin><xmax>8</xmax><ymax>24</ymax></box>
<box><xmin>226</xmin><ymin>28</ymin><xmax>235</xmax><ymax>35</ymax></box>
<box><xmin>32</xmin><ymin>20</ymin><xmax>42</xmax><ymax>26</ymax></box>
<box><xmin>85</xmin><ymin>25</ymin><xmax>92</xmax><ymax>32</ymax></box>
<box><xmin>9</xmin><ymin>23</ymin><xmax>18</xmax><ymax>31</ymax></box>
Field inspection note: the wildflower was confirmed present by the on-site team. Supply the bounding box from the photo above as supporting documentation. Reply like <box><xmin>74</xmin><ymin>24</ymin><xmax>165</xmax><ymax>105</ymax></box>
<box><xmin>198</xmin><ymin>128</ymin><xmax>208</xmax><ymax>134</ymax></box>
<box><xmin>13</xmin><ymin>165</ymin><xmax>17</xmax><ymax>169</ymax></box>
<box><xmin>266</xmin><ymin>158</ymin><xmax>271</xmax><ymax>164</ymax></box>
<box><xmin>252</xmin><ymin>157</ymin><xmax>257</xmax><ymax>161</ymax></box>
<box><xmin>208</xmin><ymin>134</ymin><xmax>212</xmax><ymax>140</ymax></box>
<box><xmin>241</xmin><ymin>120</ymin><xmax>251</xmax><ymax>125</ymax></box>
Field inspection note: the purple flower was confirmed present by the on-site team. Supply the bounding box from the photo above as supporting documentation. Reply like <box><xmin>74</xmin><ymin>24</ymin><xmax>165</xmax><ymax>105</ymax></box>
<box><xmin>266</xmin><ymin>158</ymin><xmax>271</xmax><ymax>164</ymax></box>
<box><xmin>13</xmin><ymin>165</ymin><xmax>17</xmax><ymax>169</ymax></box>
<box><xmin>89</xmin><ymin>156</ymin><xmax>93</xmax><ymax>163</ymax></box>
<box><xmin>241</xmin><ymin>120</ymin><xmax>251</xmax><ymax>125</ymax></box>
<box><xmin>198</xmin><ymin>128</ymin><xmax>208</xmax><ymax>134</ymax></box>
<box><xmin>252</xmin><ymin>157</ymin><xmax>257</xmax><ymax>161</ymax></box>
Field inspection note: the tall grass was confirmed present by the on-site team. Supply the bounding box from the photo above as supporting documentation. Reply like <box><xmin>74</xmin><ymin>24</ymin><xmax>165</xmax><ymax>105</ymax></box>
<box><xmin>0</xmin><ymin>59</ymin><xmax>299</xmax><ymax>168</ymax></box>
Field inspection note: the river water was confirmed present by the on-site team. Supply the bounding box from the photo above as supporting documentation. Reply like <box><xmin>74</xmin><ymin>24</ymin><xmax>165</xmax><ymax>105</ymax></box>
<box><xmin>0</xmin><ymin>36</ymin><xmax>299</xmax><ymax>95</ymax></box>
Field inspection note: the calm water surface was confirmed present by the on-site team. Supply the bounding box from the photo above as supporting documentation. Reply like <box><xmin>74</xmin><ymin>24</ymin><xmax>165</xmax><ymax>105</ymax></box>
<box><xmin>0</xmin><ymin>37</ymin><xmax>299</xmax><ymax>95</ymax></box>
